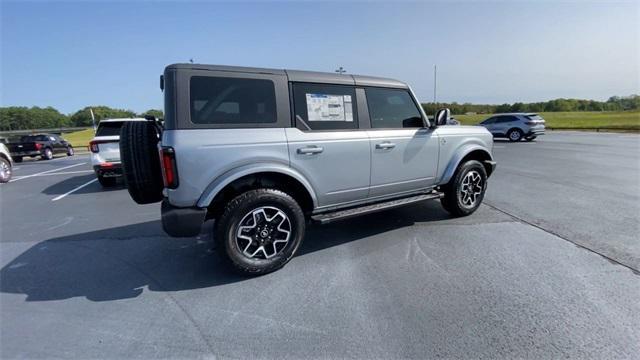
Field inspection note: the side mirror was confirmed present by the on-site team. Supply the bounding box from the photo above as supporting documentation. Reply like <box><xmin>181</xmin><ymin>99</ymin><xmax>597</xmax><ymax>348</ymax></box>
<box><xmin>434</xmin><ymin>108</ymin><xmax>451</xmax><ymax>127</ymax></box>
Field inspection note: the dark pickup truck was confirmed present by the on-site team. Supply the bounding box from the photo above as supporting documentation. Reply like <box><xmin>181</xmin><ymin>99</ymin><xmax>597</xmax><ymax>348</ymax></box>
<box><xmin>8</xmin><ymin>134</ymin><xmax>74</xmax><ymax>162</ymax></box>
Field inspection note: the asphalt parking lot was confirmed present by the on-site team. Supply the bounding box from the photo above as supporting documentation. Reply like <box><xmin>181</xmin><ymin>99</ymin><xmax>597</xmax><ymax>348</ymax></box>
<box><xmin>1</xmin><ymin>131</ymin><xmax>639</xmax><ymax>359</ymax></box>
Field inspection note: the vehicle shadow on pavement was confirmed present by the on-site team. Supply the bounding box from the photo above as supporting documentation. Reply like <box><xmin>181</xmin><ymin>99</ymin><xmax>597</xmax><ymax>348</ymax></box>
<box><xmin>41</xmin><ymin>174</ymin><xmax>124</xmax><ymax>195</ymax></box>
<box><xmin>0</xmin><ymin>202</ymin><xmax>451</xmax><ymax>302</ymax></box>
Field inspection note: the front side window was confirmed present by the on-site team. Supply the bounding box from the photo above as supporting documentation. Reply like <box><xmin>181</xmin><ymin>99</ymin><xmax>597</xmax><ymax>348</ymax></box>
<box><xmin>292</xmin><ymin>83</ymin><xmax>358</xmax><ymax>131</ymax></box>
<box><xmin>365</xmin><ymin>88</ymin><xmax>423</xmax><ymax>129</ymax></box>
<box><xmin>190</xmin><ymin>76</ymin><xmax>277</xmax><ymax>125</ymax></box>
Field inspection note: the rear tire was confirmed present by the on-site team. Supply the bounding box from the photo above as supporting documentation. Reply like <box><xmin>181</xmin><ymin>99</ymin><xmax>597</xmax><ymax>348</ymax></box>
<box><xmin>67</xmin><ymin>146</ymin><xmax>74</xmax><ymax>156</ymax></box>
<box><xmin>525</xmin><ymin>136</ymin><xmax>537</xmax><ymax>142</ymax></box>
<box><xmin>42</xmin><ymin>148</ymin><xmax>53</xmax><ymax>160</ymax></box>
<box><xmin>215</xmin><ymin>189</ymin><xmax>305</xmax><ymax>275</ymax></box>
<box><xmin>507</xmin><ymin>128</ymin><xmax>523</xmax><ymax>142</ymax></box>
<box><xmin>441</xmin><ymin>160</ymin><xmax>487</xmax><ymax>217</ymax></box>
<box><xmin>119</xmin><ymin>121</ymin><xmax>164</xmax><ymax>204</ymax></box>
<box><xmin>14</xmin><ymin>157</ymin><xmax>22</xmax><ymax>163</ymax></box>
<box><xmin>97</xmin><ymin>175</ymin><xmax>117</xmax><ymax>187</ymax></box>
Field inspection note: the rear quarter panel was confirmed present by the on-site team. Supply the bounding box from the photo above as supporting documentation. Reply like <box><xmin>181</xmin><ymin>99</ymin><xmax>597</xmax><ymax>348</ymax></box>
<box><xmin>162</xmin><ymin>128</ymin><xmax>290</xmax><ymax>207</ymax></box>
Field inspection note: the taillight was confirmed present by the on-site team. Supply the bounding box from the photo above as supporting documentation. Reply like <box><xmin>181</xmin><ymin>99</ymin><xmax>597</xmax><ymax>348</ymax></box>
<box><xmin>35</xmin><ymin>143</ymin><xmax>42</xmax><ymax>150</ymax></box>
<box><xmin>89</xmin><ymin>141</ymin><xmax>99</xmax><ymax>153</ymax></box>
<box><xmin>160</xmin><ymin>147</ymin><xmax>178</xmax><ymax>189</ymax></box>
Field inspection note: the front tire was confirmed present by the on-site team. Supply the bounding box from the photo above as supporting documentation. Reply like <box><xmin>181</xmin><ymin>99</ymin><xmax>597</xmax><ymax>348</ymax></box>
<box><xmin>441</xmin><ymin>160</ymin><xmax>487</xmax><ymax>217</ymax></box>
<box><xmin>215</xmin><ymin>189</ymin><xmax>305</xmax><ymax>275</ymax></box>
<box><xmin>67</xmin><ymin>146</ymin><xmax>74</xmax><ymax>156</ymax></box>
<box><xmin>13</xmin><ymin>157</ymin><xmax>22</xmax><ymax>163</ymax></box>
<box><xmin>507</xmin><ymin>129</ymin><xmax>523</xmax><ymax>142</ymax></box>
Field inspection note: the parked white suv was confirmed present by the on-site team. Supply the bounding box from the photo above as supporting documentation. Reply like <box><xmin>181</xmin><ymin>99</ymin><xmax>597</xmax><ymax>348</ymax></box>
<box><xmin>89</xmin><ymin>118</ymin><xmax>147</xmax><ymax>187</ymax></box>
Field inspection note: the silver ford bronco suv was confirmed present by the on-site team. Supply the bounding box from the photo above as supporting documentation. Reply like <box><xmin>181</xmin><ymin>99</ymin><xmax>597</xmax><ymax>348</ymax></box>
<box><xmin>120</xmin><ymin>64</ymin><xmax>496</xmax><ymax>275</ymax></box>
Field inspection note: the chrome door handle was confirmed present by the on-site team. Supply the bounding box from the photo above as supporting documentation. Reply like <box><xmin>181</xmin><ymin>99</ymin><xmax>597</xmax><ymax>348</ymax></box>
<box><xmin>297</xmin><ymin>146</ymin><xmax>324</xmax><ymax>155</ymax></box>
<box><xmin>376</xmin><ymin>142</ymin><xmax>396</xmax><ymax>149</ymax></box>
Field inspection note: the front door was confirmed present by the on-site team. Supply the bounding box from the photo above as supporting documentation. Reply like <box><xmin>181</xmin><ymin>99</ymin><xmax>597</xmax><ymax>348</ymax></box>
<box><xmin>364</xmin><ymin>87</ymin><xmax>439</xmax><ymax>198</ymax></box>
<box><xmin>287</xmin><ymin>83</ymin><xmax>370</xmax><ymax>208</ymax></box>
<box><xmin>49</xmin><ymin>135</ymin><xmax>64</xmax><ymax>154</ymax></box>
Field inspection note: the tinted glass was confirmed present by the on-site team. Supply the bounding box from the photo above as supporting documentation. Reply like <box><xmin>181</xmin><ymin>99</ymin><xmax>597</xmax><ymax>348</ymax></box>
<box><xmin>526</xmin><ymin>114</ymin><xmax>544</xmax><ymax>121</ymax></box>
<box><xmin>292</xmin><ymin>83</ymin><xmax>358</xmax><ymax>131</ymax></box>
<box><xmin>365</xmin><ymin>88</ymin><xmax>423</xmax><ymax>129</ymax></box>
<box><xmin>482</xmin><ymin>118</ymin><xmax>495</xmax><ymax>124</ymax></box>
<box><xmin>96</xmin><ymin>122</ymin><xmax>125</xmax><ymax>136</ymax></box>
<box><xmin>20</xmin><ymin>135</ymin><xmax>48</xmax><ymax>142</ymax></box>
<box><xmin>496</xmin><ymin>116</ymin><xmax>515</xmax><ymax>123</ymax></box>
<box><xmin>190</xmin><ymin>76</ymin><xmax>277</xmax><ymax>125</ymax></box>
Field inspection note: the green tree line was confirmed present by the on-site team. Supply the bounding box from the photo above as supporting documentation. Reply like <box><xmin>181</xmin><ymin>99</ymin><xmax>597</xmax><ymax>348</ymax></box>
<box><xmin>1</xmin><ymin>95</ymin><xmax>638</xmax><ymax>131</ymax></box>
<box><xmin>421</xmin><ymin>95</ymin><xmax>639</xmax><ymax>115</ymax></box>
<box><xmin>0</xmin><ymin>106</ymin><xmax>164</xmax><ymax>131</ymax></box>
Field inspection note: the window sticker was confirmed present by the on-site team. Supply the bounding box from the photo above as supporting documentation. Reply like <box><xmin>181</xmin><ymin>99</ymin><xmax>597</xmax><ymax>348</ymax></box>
<box><xmin>306</xmin><ymin>93</ymin><xmax>353</xmax><ymax>122</ymax></box>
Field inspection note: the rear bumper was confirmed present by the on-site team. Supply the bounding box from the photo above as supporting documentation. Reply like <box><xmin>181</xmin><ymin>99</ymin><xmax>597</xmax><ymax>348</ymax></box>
<box><xmin>93</xmin><ymin>163</ymin><xmax>122</xmax><ymax>178</ymax></box>
<box><xmin>161</xmin><ymin>199</ymin><xmax>206</xmax><ymax>237</ymax></box>
<box><xmin>527</xmin><ymin>128</ymin><xmax>545</xmax><ymax>136</ymax></box>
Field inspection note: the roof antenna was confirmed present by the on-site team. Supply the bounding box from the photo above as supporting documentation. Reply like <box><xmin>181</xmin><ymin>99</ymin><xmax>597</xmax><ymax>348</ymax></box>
<box><xmin>335</xmin><ymin>66</ymin><xmax>346</xmax><ymax>75</ymax></box>
<box><xmin>189</xmin><ymin>58</ymin><xmax>194</xmax><ymax>64</ymax></box>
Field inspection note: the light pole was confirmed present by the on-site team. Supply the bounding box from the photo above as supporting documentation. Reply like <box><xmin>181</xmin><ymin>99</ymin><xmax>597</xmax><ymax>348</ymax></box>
<box><xmin>335</xmin><ymin>67</ymin><xmax>346</xmax><ymax>75</ymax></box>
<box><xmin>433</xmin><ymin>64</ymin><xmax>437</xmax><ymax>106</ymax></box>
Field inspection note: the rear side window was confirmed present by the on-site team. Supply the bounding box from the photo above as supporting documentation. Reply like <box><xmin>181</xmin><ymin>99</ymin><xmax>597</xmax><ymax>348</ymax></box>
<box><xmin>496</xmin><ymin>116</ymin><xmax>517</xmax><ymax>123</ymax></box>
<box><xmin>190</xmin><ymin>76</ymin><xmax>277</xmax><ymax>125</ymax></box>
<box><xmin>20</xmin><ymin>135</ymin><xmax>48</xmax><ymax>142</ymax></box>
<box><xmin>292</xmin><ymin>83</ymin><xmax>358</xmax><ymax>131</ymax></box>
<box><xmin>365</xmin><ymin>88</ymin><xmax>423</xmax><ymax>129</ymax></box>
<box><xmin>96</xmin><ymin>122</ymin><xmax>125</xmax><ymax>136</ymax></box>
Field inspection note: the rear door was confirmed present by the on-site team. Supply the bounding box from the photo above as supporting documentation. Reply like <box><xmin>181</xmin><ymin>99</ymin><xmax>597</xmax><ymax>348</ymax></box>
<box><xmin>286</xmin><ymin>82</ymin><xmax>370</xmax><ymax>208</ymax></box>
<box><xmin>364</xmin><ymin>87</ymin><xmax>439</xmax><ymax>198</ymax></box>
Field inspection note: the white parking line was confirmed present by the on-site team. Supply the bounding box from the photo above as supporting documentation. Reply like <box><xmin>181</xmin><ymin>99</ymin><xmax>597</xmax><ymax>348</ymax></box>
<box><xmin>10</xmin><ymin>163</ymin><xmax>87</xmax><ymax>182</ymax></box>
<box><xmin>27</xmin><ymin>170</ymin><xmax>93</xmax><ymax>177</ymax></box>
<box><xmin>51</xmin><ymin>178</ymin><xmax>98</xmax><ymax>202</ymax></box>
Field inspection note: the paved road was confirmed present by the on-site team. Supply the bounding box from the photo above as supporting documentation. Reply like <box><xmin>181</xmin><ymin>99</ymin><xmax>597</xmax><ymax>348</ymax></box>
<box><xmin>1</xmin><ymin>132</ymin><xmax>638</xmax><ymax>359</ymax></box>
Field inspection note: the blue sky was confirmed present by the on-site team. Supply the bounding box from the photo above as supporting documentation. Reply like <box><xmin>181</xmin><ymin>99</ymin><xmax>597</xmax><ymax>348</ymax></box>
<box><xmin>1</xmin><ymin>0</ymin><xmax>638</xmax><ymax>114</ymax></box>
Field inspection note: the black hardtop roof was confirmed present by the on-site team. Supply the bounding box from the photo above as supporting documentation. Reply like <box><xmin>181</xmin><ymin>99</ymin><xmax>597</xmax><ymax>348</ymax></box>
<box><xmin>166</xmin><ymin>63</ymin><xmax>409</xmax><ymax>89</ymax></box>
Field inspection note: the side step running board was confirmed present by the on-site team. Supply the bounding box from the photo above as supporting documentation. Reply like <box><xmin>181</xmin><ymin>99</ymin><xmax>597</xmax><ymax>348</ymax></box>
<box><xmin>311</xmin><ymin>192</ymin><xmax>444</xmax><ymax>224</ymax></box>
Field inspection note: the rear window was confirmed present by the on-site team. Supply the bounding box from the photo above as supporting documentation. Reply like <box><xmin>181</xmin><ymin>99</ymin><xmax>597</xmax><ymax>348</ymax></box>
<box><xmin>96</xmin><ymin>122</ymin><xmax>125</xmax><ymax>136</ymax></box>
<box><xmin>189</xmin><ymin>76</ymin><xmax>277</xmax><ymax>125</ymax></box>
<box><xmin>526</xmin><ymin>114</ymin><xmax>544</xmax><ymax>121</ymax></box>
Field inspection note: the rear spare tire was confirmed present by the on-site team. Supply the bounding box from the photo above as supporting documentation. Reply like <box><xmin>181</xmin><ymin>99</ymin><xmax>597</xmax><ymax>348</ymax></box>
<box><xmin>120</xmin><ymin>121</ymin><xmax>164</xmax><ymax>204</ymax></box>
